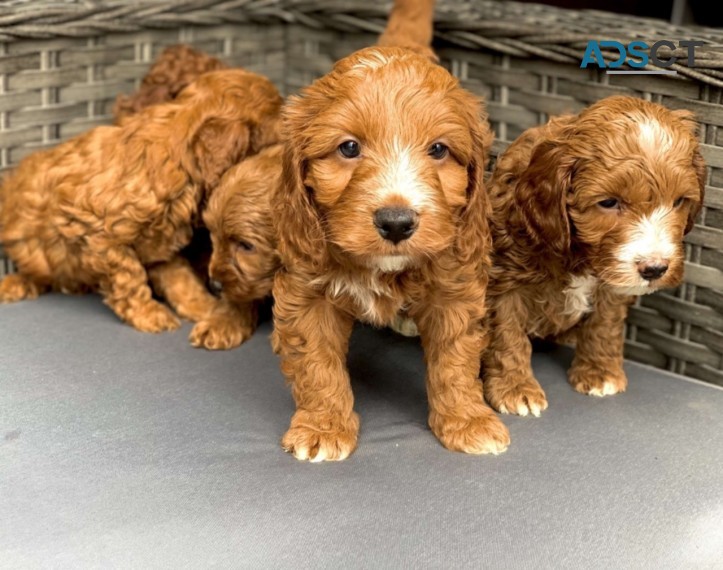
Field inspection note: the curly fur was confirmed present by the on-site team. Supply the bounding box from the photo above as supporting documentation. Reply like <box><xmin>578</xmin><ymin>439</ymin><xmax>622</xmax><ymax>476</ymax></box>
<box><xmin>113</xmin><ymin>44</ymin><xmax>227</xmax><ymax>123</ymax></box>
<box><xmin>0</xmin><ymin>69</ymin><xmax>283</xmax><ymax>332</ymax></box>
<box><xmin>109</xmin><ymin>44</ymin><xmax>285</xmax><ymax>347</ymax></box>
<box><xmin>271</xmin><ymin>0</ymin><xmax>509</xmax><ymax>462</ymax></box>
<box><xmin>483</xmin><ymin>95</ymin><xmax>706</xmax><ymax>416</ymax></box>
<box><xmin>187</xmin><ymin>144</ymin><xmax>283</xmax><ymax>350</ymax></box>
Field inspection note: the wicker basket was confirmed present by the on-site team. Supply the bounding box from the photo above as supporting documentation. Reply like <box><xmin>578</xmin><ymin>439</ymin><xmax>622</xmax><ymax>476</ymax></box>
<box><xmin>1</xmin><ymin>0</ymin><xmax>721</xmax><ymax>385</ymax></box>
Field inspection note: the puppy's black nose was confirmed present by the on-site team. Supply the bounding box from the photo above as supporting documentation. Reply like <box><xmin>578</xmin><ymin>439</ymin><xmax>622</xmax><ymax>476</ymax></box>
<box><xmin>209</xmin><ymin>279</ymin><xmax>223</xmax><ymax>295</ymax></box>
<box><xmin>638</xmin><ymin>262</ymin><xmax>668</xmax><ymax>281</ymax></box>
<box><xmin>373</xmin><ymin>208</ymin><xmax>417</xmax><ymax>244</ymax></box>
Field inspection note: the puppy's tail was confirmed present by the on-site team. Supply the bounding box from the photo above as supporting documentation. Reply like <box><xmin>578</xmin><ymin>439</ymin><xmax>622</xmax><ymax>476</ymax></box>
<box><xmin>377</xmin><ymin>0</ymin><xmax>437</xmax><ymax>60</ymax></box>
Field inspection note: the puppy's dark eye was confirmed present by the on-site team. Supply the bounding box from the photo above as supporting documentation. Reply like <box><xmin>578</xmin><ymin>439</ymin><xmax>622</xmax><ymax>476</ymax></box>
<box><xmin>238</xmin><ymin>240</ymin><xmax>255</xmax><ymax>252</ymax></box>
<box><xmin>428</xmin><ymin>142</ymin><xmax>449</xmax><ymax>160</ymax></box>
<box><xmin>673</xmin><ymin>197</ymin><xmax>686</xmax><ymax>208</ymax></box>
<box><xmin>598</xmin><ymin>198</ymin><xmax>620</xmax><ymax>209</ymax></box>
<box><xmin>338</xmin><ymin>140</ymin><xmax>361</xmax><ymax>159</ymax></box>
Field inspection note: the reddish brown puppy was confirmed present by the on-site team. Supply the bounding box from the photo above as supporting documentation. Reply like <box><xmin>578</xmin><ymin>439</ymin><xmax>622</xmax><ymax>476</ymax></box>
<box><xmin>113</xmin><ymin>44</ymin><xmax>227</xmax><ymax>123</ymax></box>
<box><xmin>484</xmin><ymin>96</ymin><xmax>706</xmax><ymax>416</ymax></box>
<box><xmin>271</xmin><ymin>0</ymin><xmax>509</xmax><ymax>462</ymax></box>
<box><xmin>0</xmin><ymin>70</ymin><xmax>282</xmax><ymax>332</ymax></box>
<box><xmin>110</xmin><ymin>45</ymin><xmax>284</xmax><ymax>340</ymax></box>
<box><xmin>190</xmin><ymin>144</ymin><xmax>283</xmax><ymax>350</ymax></box>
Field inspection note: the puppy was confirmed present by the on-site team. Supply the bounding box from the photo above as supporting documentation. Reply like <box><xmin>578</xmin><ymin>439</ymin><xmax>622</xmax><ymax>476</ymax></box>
<box><xmin>188</xmin><ymin>144</ymin><xmax>283</xmax><ymax>350</ymax></box>
<box><xmin>0</xmin><ymin>70</ymin><xmax>282</xmax><ymax>332</ymax></box>
<box><xmin>113</xmin><ymin>44</ymin><xmax>227</xmax><ymax>123</ymax></box>
<box><xmin>483</xmin><ymin>95</ymin><xmax>705</xmax><ymax>416</ymax></box>
<box><xmin>111</xmin><ymin>45</ymin><xmax>284</xmax><ymax>345</ymax></box>
<box><xmin>272</xmin><ymin>0</ymin><xmax>509</xmax><ymax>461</ymax></box>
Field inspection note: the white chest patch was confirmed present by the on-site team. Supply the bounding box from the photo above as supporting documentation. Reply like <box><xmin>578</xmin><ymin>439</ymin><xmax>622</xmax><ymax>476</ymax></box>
<box><xmin>562</xmin><ymin>275</ymin><xmax>598</xmax><ymax>320</ymax></box>
<box><xmin>371</xmin><ymin>255</ymin><xmax>411</xmax><ymax>273</ymax></box>
<box><xmin>325</xmin><ymin>274</ymin><xmax>395</xmax><ymax>324</ymax></box>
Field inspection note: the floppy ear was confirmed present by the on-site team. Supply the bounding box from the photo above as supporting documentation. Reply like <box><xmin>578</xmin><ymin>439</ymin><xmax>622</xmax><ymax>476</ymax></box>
<box><xmin>672</xmin><ymin>108</ymin><xmax>706</xmax><ymax>234</ymax></box>
<box><xmin>514</xmin><ymin>140</ymin><xmax>574</xmax><ymax>255</ymax></box>
<box><xmin>191</xmin><ymin>117</ymin><xmax>251</xmax><ymax>190</ymax></box>
<box><xmin>273</xmin><ymin>143</ymin><xmax>326</xmax><ymax>269</ymax></box>
<box><xmin>454</xmin><ymin>120</ymin><xmax>493</xmax><ymax>266</ymax></box>
<box><xmin>687</xmin><ymin>146</ymin><xmax>707</xmax><ymax>234</ymax></box>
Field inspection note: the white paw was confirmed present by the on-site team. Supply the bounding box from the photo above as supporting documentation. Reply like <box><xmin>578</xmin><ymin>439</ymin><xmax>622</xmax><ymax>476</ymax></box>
<box><xmin>587</xmin><ymin>380</ymin><xmax>624</xmax><ymax>397</ymax></box>
<box><xmin>289</xmin><ymin>444</ymin><xmax>351</xmax><ymax>463</ymax></box>
<box><xmin>495</xmin><ymin>396</ymin><xmax>547</xmax><ymax>417</ymax></box>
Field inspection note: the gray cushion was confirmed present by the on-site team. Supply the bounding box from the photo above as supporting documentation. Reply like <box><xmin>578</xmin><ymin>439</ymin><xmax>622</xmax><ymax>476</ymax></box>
<box><xmin>1</xmin><ymin>295</ymin><xmax>722</xmax><ymax>569</ymax></box>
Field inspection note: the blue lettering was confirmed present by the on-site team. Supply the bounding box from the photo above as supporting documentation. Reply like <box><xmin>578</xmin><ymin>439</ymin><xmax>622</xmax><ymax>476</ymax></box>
<box><xmin>581</xmin><ymin>41</ymin><xmax>606</xmax><ymax>68</ymax></box>
<box><xmin>626</xmin><ymin>41</ymin><xmax>649</xmax><ymax>68</ymax></box>
<box><xmin>600</xmin><ymin>41</ymin><xmax>627</xmax><ymax>69</ymax></box>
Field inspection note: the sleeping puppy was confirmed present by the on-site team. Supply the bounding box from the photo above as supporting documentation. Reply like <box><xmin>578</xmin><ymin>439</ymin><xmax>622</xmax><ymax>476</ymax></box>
<box><xmin>272</xmin><ymin>0</ymin><xmax>509</xmax><ymax>461</ymax></box>
<box><xmin>483</xmin><ymin>95</ymin><xmax>706</xmax><ymax>416</ymax></box>
<box><xmin>188</xmin><ymin>144</ymin><xmax>283</xmax><ymax>350</ymax></box>
<box><xmin>0</xmin><ymin>70</ymin><xmax>282</xmax><ymax>332</ymax></box>
<box><xmin>113</xmin><ymin>44</ymin><xmax>227</xmax><ymax>123</ymax></box>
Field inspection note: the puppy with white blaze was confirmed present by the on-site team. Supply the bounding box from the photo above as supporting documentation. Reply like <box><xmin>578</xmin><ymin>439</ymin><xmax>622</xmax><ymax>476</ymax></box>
<box><xmin>483</xmin><ymin>96</ymin><xmax>706</xmax><ymax>416</ymax></box>
<box><xmin>271</xmin><ymin>0</ymin><xmax>509</xmax><ymax>461</ymax></box>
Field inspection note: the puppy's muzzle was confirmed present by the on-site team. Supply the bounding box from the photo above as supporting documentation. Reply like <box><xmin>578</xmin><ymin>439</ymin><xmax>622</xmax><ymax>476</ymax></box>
<box><xmin>637</xmin><ymin>261</ymin><xmax>669</xmax><ymax>281</ymax></box>
<box><xmin>373</xmin><ymin>207</ymin><xmax>418</xmax><ymax>244</ymax></box>
<box><xmin>209</xmin><ymin>279</ymin><xmax>224</xmax><ymax>295</ymax></box>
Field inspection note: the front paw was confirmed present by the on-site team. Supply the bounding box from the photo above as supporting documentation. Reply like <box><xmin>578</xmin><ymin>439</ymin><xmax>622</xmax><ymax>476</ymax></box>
<box><xmin>484</xmin><ymin>374</ymin><xmax>548</xmax><ymax>417</ymax></box>
<box><xmin>189</xmin><ymin>316</ymin><xmax>252</xmax><ymax>350</ymax></box>
<box><xmin>568</xmin><ymin>363</ymin><xmax>627</xmax><ymax>397</ymax></box>
<box><xmin>174</xmin><ymin>296</ymin><xmax>218</xmax><ymax>322</ymax></box>
<box><xmin>0</xmin><ymin>274</ymin><xmax>41</xmax><ymax>303</ymax></box>
<box><xmin>127</xmin><ymin>301</ymin><xmax>181</xmax><ymax>333</ymax></box>
<box><xmin>430</xmin><ymin>410</ymin><xmax>510</xmax><ymax>455</ymax></box>
<box><xmin>282</xmin><ymin>411</ymin><xmax>360</xmax><ymax>462</ymax></box>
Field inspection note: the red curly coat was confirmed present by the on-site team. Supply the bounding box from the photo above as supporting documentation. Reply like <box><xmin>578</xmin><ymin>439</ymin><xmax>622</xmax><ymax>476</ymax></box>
<box><xmin>189</xmin><ymin>144</ymin><xmax>283</xmax><ymax>350</ymax></box>
<box><xmin>483</xmin><ymin>96</ymin><xmax>706</xmax><ymax>416</ymax></box>
<box><xmin>113</xmin><ymin>44</ymin><xmax>227</xmax><ymax>123</ymax></box>
<box><xmin>109</xmin><ymin>45</ymin><xmax>285</xmax><ymax>348</ymax></box>
<box><xmin>271</xmin><ymin>0</ymin><xmax>510</xmax><ymax>462</ymax></box>
<box><xmin>0</xmin><ymin>70</ymin><xmax>282</xmax><ymax>332</ymax></box>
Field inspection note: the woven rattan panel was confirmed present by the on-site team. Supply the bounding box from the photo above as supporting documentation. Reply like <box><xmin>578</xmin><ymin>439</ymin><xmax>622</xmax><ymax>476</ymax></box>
<box><xmin>0</xmin><ymin>24</ymin><xmax>286</xmax><ymax>166</ymax></box>
<box><xmin>0</xmin><ymin>22</ymin><xmax>286</xmax><ymax>279</ymax></box>
<box><xmin>0</xmin><ymin>0</ymin><xmax>721</xmax><ymax>384</ymax></box>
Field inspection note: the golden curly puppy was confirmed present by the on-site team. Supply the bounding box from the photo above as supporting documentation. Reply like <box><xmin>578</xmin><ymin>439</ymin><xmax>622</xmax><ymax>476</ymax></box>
<box><xmin>272</xmin><ymin>0</ymin><xmax>508</xmax><ymax>462</ymax></box>
<box><xmin>189</xmin><ymin>144</ymin><xmax>283</xmax><ymax>350</ymax></box>
<box><xmin>483</xmin><ymin>96</ymin><xmax>706</xmax><ymax>416</ymax></box>
<box><xmin>113</xmin><ymin>44</ymin><xmax>227</xmax><ymax>123</ymax></box>
<box><xmin>0</xmin><ymin>70</ymin><xmax>282</xmax><ymax>332</ymax></box>
<box><xmin>110</xmin><ymin>45</ymin><xmax>284</xmax><ymax>346</ymax></box>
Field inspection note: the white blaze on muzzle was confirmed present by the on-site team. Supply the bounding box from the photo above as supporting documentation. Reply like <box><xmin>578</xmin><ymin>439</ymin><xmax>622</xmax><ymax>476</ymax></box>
<box><xmin>616</xmin><ymin>207</ymin><xmax>677</xmax><ymax>266</ymax></box>
<box><xmin>375</xmin><ymin>139</ymin><xmax>433</xmax><ymax>211</ymax></box>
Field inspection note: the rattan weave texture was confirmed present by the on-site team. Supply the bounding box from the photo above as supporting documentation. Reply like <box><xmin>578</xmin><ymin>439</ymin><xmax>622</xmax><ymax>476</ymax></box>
<box><xmin>3</xmin><ymin>1</ymin><xmax>723</xmax><ymax>85</ymax></box>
